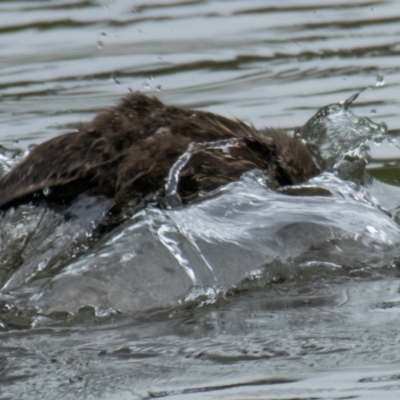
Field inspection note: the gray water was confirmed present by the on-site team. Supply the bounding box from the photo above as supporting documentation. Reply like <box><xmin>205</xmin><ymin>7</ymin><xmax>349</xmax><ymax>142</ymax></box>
<box><xmin>2</xmin><ymin>1</ymin><xmax>400</xmax><ymax>399</ymax></box>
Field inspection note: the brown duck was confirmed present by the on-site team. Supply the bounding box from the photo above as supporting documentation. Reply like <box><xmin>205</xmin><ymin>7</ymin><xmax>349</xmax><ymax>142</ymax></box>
<box><xmin>0</xmin><ymin>93</ymin><xmax>319</xmax><ymax>217</ymax></box>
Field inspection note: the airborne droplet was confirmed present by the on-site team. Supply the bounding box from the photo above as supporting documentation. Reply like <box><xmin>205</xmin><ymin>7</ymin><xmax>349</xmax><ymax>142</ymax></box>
<box><xmin>375</xmin><ymin>74</ymin><xmax>385</xmax><ymax>87</ymax></box>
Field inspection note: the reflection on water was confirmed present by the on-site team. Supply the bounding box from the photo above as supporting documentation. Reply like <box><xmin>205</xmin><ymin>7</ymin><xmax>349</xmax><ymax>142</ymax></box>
<box><xmin>2</xmin><ymin>0</ymin><xmax>400</xmax><ymax>399</ymax></box>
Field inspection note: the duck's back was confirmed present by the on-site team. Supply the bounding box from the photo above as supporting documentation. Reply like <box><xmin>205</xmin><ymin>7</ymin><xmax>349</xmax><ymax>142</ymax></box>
<box><xmin>0</xmin><ymin>93</ymin><xmax>318</xmax><ymax>213</ymax></box>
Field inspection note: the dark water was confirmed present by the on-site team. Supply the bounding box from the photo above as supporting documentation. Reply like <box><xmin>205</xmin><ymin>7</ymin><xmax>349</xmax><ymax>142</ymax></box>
<box><xmin>2</xmin><ymin>1</ymin><xmax>400</xmax><ymax>399</ymax></box>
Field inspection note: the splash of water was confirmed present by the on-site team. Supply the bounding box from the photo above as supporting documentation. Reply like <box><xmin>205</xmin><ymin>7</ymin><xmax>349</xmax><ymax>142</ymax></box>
<box><xmin>295</xmin><ymin>92</ymin><xmax>388</xmax><ymax>183</ymax></box>
<box><xmin>163</xmin><ymin>138</ymin><xmax>240</xmax><ymax>208</ymax></box>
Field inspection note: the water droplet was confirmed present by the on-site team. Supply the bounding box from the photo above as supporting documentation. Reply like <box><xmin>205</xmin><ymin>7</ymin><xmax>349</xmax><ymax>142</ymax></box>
<box><xmin>96</xmin><ymin>41</ymin><xmax>103</xmax><ymax>49</ymax></box>
<box><xmin>375</xmin><ymin>74</ymin><xmax>385</xmax><ymax>87</ymax></box>
<box><xmin>370</xmin><ymin>109</ymin><xmax>376</xmax><ymax>115</ymax></box>
<box><xmin>43</xmin><ymin>187</ymin><xmax>51</xmax><ymax>196</ymax></box>
<box><xmin>379</xmin><ymin>122</ymin><xmax>387</xmax><ymax>133</ymax></box>
<box><xmin>156</xmin><ymin>84</ymin><xmax>162</xmax><ymax>91</ymax></box>
<box><xmin>100</xmin><ymin>32</ymin><xmax>107</xmax><ymax>37</ymax></box>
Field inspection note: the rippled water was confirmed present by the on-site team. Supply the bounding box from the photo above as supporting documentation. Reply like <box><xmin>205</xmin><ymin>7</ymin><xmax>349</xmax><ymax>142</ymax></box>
<box><xmin>2</xmin><ymin>1</ymin><xmax>400</xmax><ymax>399</ymax></box>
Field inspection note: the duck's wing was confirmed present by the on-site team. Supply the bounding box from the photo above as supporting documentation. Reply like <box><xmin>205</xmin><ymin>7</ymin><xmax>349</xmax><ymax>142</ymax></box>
<box><xmin>256</xmin><ymin>128</ymin><xmax>319</xmax><ymax>184</ymax></box>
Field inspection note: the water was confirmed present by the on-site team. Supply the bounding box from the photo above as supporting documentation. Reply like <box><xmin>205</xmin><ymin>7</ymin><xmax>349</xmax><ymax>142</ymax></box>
<box><xmin>2</xmin><ymin>0</ymin><xmax>400</xmax><ymax>399</ymax></box>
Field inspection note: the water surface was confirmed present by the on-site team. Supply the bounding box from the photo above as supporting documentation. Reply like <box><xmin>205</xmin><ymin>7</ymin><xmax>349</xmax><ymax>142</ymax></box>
<box><xmin>2</xmin><ymin>1</ymin><xmax>400</xmax><ymax>399</ymax></box>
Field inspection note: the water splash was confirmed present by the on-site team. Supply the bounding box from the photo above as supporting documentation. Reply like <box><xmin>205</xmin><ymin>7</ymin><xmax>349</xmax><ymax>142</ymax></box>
<box><xmin>296</xmin><ymin>92</ymin><xmax>388</xmax><ymax>181</ymax></box>
<box><xmin>163</xmin><ymin>138</ymin><xmax>239</xmax><ymax>208</ymax></box>
<box><xmin>154</xmin><ymin>221</ymin><xmax>197</xmax><ymax>285</ymax></box>
<box><xmin>2</xmin><ymin>96</ymin><xmax>400</xmax><ymax>318</ymax></box>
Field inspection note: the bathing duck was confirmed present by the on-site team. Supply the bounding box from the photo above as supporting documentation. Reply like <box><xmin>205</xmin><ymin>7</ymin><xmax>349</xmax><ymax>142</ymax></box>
<box><xmin>0</xmin><ymin>93</ymin><xmax>319</xmax><ymax>216</ymax></box>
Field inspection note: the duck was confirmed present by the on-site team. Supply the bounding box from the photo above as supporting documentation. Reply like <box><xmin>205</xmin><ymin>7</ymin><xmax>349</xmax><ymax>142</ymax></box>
<box><xmin>0</xmin><ymin>93</ymin><xmax>319</xmax><ymax>220</ymax></box>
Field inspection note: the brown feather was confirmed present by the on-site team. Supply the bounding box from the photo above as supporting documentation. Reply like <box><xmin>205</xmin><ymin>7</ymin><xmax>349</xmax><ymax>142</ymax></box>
<box><xmin>0</xmin><ymin>93</ymin><xmax>319</xmax><ymax>213</ymax></box>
